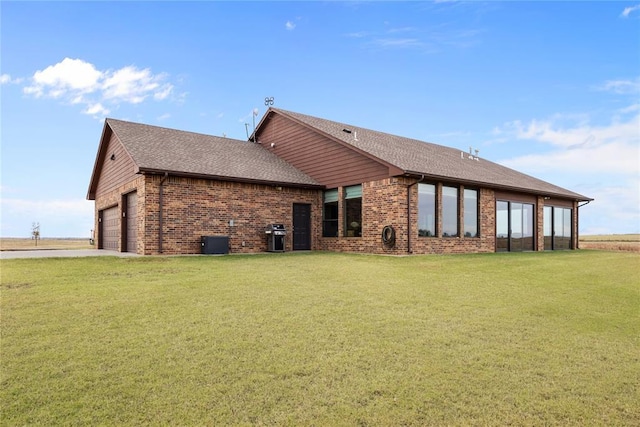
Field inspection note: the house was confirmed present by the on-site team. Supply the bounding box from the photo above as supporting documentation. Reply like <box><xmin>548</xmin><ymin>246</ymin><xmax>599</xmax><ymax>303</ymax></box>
<box><xmin>87</xmin><ymin>108</ymin><xmax>592</xmax><ymax>255</ymax></box>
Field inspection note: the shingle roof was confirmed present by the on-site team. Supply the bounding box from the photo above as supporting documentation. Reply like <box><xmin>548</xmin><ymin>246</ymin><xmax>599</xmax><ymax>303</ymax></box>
<box><xmin>106</xmin><ymin>118</ymin><xmax>322</xmax><ymax>187</ymax></box>
<box><xmin>272</xmin><ymin>108</ymin><xmax>591</xmax><ymax>201</ymax></box>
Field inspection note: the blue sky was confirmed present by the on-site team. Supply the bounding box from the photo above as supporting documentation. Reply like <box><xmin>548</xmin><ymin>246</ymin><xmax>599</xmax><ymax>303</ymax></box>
<box><xmin>1</xmin><ymin>1</ymin><xmax>639</xmax><ymax>238</ymax></box>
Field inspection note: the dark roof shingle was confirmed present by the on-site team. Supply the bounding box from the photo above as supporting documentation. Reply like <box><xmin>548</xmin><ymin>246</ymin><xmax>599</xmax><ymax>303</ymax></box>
<box><xmin>106</xmin><ymin>118</ymin><xmax>321</xmax><ymax>187</ymax></box>
<box><xmin>273</xmin><ymin>109</ymin><xmax>591</xmax><ymax>200</ymax></box>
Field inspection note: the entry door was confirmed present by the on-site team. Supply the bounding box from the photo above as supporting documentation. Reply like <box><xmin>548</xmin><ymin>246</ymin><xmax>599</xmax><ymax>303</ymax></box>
<box><xmin>292</xmin><ymin>203</ymin><xmax>311</xmax><ymax>250</ymax></box>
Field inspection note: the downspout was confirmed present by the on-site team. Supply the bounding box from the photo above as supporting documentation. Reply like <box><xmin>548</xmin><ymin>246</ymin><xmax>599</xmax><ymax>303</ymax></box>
<box><xmin>406</xmin><ymin>175</ymin><xmax>424</xmax><ymax>254</ymax></box>
<box><xmin>576</xmin><ymin>200</ymin><xmax>591</xmax><ymax>250</ymax></box>
<box><xmin>158</xmin><ymin>172</ymin><xmax>169</xmax><ymax>254</ymax></box>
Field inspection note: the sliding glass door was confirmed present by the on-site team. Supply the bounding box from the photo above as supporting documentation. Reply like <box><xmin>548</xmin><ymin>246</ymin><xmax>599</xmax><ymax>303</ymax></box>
<box><xmin>544</xmin><ymin>206</ymin><xmax>572</xmax><ymax>250</ymax></box>
<box><xmin>496</xmin><ymin>201</ymin><xmax>535</xmax><ymax>252</ymax></box>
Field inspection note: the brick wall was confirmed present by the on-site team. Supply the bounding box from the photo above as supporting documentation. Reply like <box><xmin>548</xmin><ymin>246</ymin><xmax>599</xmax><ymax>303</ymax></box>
<box><xmin>94</xmin><ymin>174</ymin><xmax>583</xmax><ymax>256</ymax></box>
<box><xmin>411</xmin><ymin>186</ymin><xmax>496</xmax><ymax>254</ymax></box>
<box><xmin>142</xmin><ymin>175</ymin><xmax>321</xmax><ymax>255</ymax></box>
<box><xmin>537</xmin><ymin>196</ymin><xmax>545</xmax><ymax>251</ymax></box>
<box><xmin>318</xmin><ymin>178</ymin><xmax>497</xmax><ymax>255</ymax></box>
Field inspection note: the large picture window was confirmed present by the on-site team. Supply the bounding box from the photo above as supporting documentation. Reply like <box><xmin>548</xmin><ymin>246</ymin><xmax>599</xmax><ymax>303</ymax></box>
<box><xmin>442</xmin><ymin>186</ymin><xmax>458</xmax><ymax>237</ymax></box>
<box><xmin>418</xmin><ymin>183</ymin><xmax>436</xmax><ymax>237</ymax></box>
<box><xmin>463</xmin><ymin>188</ymin><xmax>479</xmax><ymax>238</ymax></box>
<box><xmin>344</xmin><ymin>185</ymin><xmax>362</xmax><ymax>237</ymax></box>
<box><xmin>322</xmin><ymin>189</ymin><xmax>338</xmax><ymax>237</ymax></box>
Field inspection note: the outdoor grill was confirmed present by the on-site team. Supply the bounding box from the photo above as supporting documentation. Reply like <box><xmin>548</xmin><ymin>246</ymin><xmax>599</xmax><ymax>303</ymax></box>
<box><xmin>265</xmin><ymin>224</ymin><xmax>286</xmax><ymax>252</ymax></box>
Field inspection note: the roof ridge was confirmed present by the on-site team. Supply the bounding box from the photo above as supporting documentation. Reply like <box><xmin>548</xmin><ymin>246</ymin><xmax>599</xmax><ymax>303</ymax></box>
<box><xmin>106</xmin><ymin>117</ymin><xmax>246</xmax><ymax>143</ymax></box>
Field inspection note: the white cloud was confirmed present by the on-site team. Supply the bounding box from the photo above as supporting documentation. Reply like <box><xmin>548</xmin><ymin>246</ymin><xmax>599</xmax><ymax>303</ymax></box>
<box><xmin>21</xmin><ymin>57</ymin><xmax>177</xmax><ymax>118</ymax></box>
<box><xmin>350</xmin><ymin>24</ymin><xmax>481</xmax><ymax>53</ymax></box>
<box><xmin>499</xmin><ymin>114</ymin><xmax>639</xmax><ymax>151</ymax></box>
<box><xmin>345</xmin><ymin>31</ymin><xmax>370</xmax><ymax>38</ymax></box>
<box><xmin>501</xmin><ymin>139</ymin><xmax>639</xmax><ymax>176</ymax></box>
<box><xmin>25</xmin><ymin>58</ymin><xmax>103</xmax><ymax>97</ymax></box>
<box><xmin>102</xmin><ymin>66</ymin><xmax>172</xmax><ymax>104</ymax></box>
<box><xmin>374</xmin><ymin>38</ymin><xmax>424</xmax><ymax>48</ymax></box>
<box><xmin>579</xmin><ymin>177</ymin><xmax>640</xmax><ymax>234</ymax></box>
<box><xmin>598</xmin><ymin>77</ymin><xmax>640</xmax><ymax>94</ymax></box>
<box><xmin>1</xmin><ymin>74</ymin><xmax>23</xmax><ymax>84</ymax></box>
<box><xmin>497</xmin><ymin>114</ymin><xmax>639</xmax><ymax>175</ymax></box>
<box><xmin>84</xmin><ymin>103</ymin><xmax>110</xmax><ymax>116</ymax></box>
<box><xmin>621</xmin><ymin>4</ymin><xmax>640</xmax><ymax>17</ymax></box>
<box><xmin>285</xmin><ymin>21</ymin><xmax>296</xmax><ymax>31</ymax></box>
<box><xmin>619</xmin><ymin>103</ymin><xmax>640</xmax><ymax>114</ymax></box>
<box><xmin>494</xmin><ymin>79</ymin><xmax>640</xmax><ymax>234</ymax></box>
<box><xmin>2</xmin><ymin>198</ymin><xmax>93</xmax><ymax>216</ymax></box>
<box><xmin>1</xmin><ymin>198</ymin><xmax>95</xmax><ymax>237</ymax></box>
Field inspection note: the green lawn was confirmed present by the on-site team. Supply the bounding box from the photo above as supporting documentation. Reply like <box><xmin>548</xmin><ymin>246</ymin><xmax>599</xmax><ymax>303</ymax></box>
<box><xmin>2</xmin><ymin>251</ymin><xmax>639</xmax><ymax>426</ymax></box>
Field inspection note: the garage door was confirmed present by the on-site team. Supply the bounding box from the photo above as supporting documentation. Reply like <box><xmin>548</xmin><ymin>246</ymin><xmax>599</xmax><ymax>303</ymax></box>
<box><xmin>125</xmin><ymin>192</ymin><xmax>137</xmax><ymax>253</ymax></box>
<box><xmin>101</xmin><ymin>206</ymin><xmax>119</xmax><ymax>251</ymax></box>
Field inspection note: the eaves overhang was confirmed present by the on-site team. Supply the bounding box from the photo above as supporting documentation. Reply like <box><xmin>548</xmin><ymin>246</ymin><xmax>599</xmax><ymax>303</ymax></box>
<box><xmin>138</xmin><ymin>168</ymin><xmax>325</xmax><ymax>190</ymax></box>
<box><xmin>86</xmin><ymin>121</ymin><xmax>113</xmax><ymax>201</ymax></box>
<box><xmin>402</xmin><ymin>170</ymin><xmax>594</xmax><ymax>202</ymax></box>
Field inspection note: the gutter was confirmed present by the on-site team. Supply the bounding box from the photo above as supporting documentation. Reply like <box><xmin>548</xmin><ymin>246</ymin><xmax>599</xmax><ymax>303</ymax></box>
<box><xmin>158</xmin><ymin>172</ymin><xmax>169</xmax><ymax>254</ymax></box>
<box><xmin>576</xmin><ymin>199</ymin><xmax>591</xmax><ymax>250</ymax></box>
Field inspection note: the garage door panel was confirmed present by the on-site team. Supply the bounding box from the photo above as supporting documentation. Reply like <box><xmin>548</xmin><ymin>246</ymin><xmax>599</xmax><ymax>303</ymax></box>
<box><xmin>126</xmin><ymin>192</ymin><xmax>137</xmax><ymax>253</ymax></box>
<box><xmin>102</xmin><ymin>206</ymin><xmax>118</xmax><ymax>251</ymax></box>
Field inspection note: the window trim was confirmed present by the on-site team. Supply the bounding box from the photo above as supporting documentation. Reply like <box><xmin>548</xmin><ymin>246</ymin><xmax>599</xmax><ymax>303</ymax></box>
<box><xmin>418</xmin><ymin>182</ymin><xmax>437</xmax><ymax>237</ymax></box>
<box><xmin>463</xmin><ymin>187</ymin><xmax>479</xmax><ymax>238</ymax></box>
<box><xmin>322</xmin><ymin>189</ymin><xmax>339</xmax><ymax>238</ymax></box>
<box><xmin>344</xmin><ymin>184</ymin><xmax>362</xmax><ymax>238</ymax></box>
<box><xmin>441</xmin><ymin>185</ymin><xmax>459</xmax><ymax>238</ymax></box>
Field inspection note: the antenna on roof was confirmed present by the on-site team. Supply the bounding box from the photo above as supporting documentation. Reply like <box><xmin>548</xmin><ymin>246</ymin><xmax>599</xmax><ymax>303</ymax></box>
<box><xmin>252</xmin><ymin>108</ymin><xmax>259</xmax><ymax>142</ymax></box>
<box><xmin>264</xmin><ymin>97</ymin><xmax>274</xmax><ymax>107</ymax></box>
<box><xmin>462</xmin><ymin>147</ymin><xmax>480</xmax><ymax>161</ymax></box>
<box><xmin>244</xmin><ymin>123</ymin><xmax>250</xmax><ymax>140</ymax></box>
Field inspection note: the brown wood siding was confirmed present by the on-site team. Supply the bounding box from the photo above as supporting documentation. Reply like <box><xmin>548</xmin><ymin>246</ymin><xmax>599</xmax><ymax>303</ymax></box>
<box><xmin>258</xmin><ymin>114</ymin><xmax>391</xmax><ymax>188</ymax></box>
<box><xmin>544</xmin><ymin>197</ymin><xmax>574</xmax><ymax>208</ymax></box>
<box><xmin>95</xmin><ymin>132</ymin><xmax>137</xmax><ymax>198</ymax></box>
<box><xmin>494</xmin><ymin>190</ymin><xmax>537</xmax><ymax>204</ymax></box>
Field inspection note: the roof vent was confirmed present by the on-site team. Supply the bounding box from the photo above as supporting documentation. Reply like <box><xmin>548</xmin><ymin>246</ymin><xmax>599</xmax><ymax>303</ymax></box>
<box><xmin>342</xmin><ymin>128</ymin><xmax>352</xmax><ymax>134</ymax></box>
<box><xmin>461</xmin><ymin>146</ymin><xmax>480</xmax><ymax>161</ymax></box>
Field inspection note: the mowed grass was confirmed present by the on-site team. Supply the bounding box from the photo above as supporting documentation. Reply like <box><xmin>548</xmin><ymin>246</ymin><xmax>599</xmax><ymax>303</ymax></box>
<box><xmin>1</xmin><ymin>251</ymin><xmax>639</xmax><ymax>426</ymax></box>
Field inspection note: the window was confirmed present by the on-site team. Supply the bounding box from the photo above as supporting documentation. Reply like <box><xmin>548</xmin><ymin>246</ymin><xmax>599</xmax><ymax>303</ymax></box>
<box><xmin>418</xmin><ymin>183</ymin><xmax>436</xmax><ymax>237</ymax></box>
<box><xmin>496</xmin><ymin>201</ymin><xmax>535</xmax><ymax>252</ymax></box>
<box><xmin>544</xmin><ymin>206</ymin><xmax>553</xmax><ymax>250</ymax></box>
<box><xmin>554</xmin><ymin>207</ymin><xmax>572</xmax><ymax>250</ymax></box>
<box><xmin>463</xmin><ymin>189</ymin><xmax>478</xmax><ymax>237</ymax></box>
<box><xmin>496</xmin><ymin>201</ymin><xmax>509</xmax><ymax>252</ymax></box>
<box><xmin>344</xmin><ymin>185</ymin><xmax>362</xmax><ymax>237</ymax></box>
<box><xmin>322</xmin><ymin>189</ymin><xmax>338</xmax><ymax>237</ymax></box>
<box><xmin>442</xmin><ymin>186</ymin><xmax>458</xmax><ymax>237</ymax></box>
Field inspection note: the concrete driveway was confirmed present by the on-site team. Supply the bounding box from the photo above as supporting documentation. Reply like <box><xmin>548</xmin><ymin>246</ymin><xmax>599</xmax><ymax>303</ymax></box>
<box><xmin>0</xmin><ymin>249</ymin><xmax>142</xmax><ymax>259</ymax></box>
